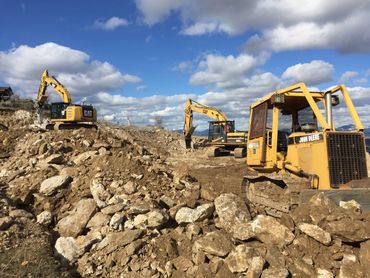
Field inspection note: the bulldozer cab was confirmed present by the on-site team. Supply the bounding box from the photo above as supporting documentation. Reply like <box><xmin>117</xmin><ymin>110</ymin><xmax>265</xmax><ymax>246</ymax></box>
<box><xmin>247</xmin><ymin>83</ymin><xmax>368</xmax><ymax>189</ymax></box>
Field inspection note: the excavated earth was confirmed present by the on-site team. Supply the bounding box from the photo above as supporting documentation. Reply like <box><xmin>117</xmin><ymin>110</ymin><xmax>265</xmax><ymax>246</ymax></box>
<box><xmin>1</xmin><ymin>109</ymin><xmax>370</xmax><ymax>278</ymax></box>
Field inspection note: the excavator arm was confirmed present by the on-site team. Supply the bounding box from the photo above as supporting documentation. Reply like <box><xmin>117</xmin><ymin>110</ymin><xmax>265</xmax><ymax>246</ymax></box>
<box><xmin>184</xmin><ymin>99</ymin><xmax>228</xmax><ymax>148</ymax></box>
<box><xmin>36</xmin><ymin>69</ymin><xmax>72</xmax><ymax>108</ymax></box>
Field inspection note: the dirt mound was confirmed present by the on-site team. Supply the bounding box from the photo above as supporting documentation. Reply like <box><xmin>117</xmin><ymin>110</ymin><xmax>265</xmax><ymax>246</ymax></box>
<box><xmin>1</xmin><ymin>110</ymin><xmax>370</xmax><ymax>277</ymax></box>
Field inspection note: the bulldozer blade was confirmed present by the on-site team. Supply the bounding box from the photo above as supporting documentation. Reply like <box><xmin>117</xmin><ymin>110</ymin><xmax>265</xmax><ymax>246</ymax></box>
<box><xmin>300</xmin><ymin>188</ymin><xmax>370</xmax><ymax>212</ymax></box>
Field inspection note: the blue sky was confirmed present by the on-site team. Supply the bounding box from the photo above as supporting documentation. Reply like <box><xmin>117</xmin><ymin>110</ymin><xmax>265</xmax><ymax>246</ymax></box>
<box><xmin>1</xmin><ymin>0</ymin><xmax>370</xmax><ymax>129</ymax></box>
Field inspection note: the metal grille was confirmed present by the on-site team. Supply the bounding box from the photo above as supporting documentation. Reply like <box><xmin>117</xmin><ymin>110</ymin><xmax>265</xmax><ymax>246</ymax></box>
<box><xmin>327</xmin><ymin>132</ymin><xmax>368</xmax><ymax>186</ymax></box>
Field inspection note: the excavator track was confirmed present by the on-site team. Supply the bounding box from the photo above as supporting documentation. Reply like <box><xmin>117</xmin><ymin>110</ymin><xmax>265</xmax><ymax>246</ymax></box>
<box><xmin>242</xmin><ymin>174</ymin><xmax>310</xmax><ymax>217</ymax></box>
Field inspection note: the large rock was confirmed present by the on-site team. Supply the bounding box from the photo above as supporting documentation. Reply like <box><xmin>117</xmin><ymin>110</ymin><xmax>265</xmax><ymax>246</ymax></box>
<box><xmin>193</xmin><ymin>231</ymin><xmax>233</xmax><ymax>257</ymax></box>
<box><xmin>298</xmin><ymin>223</ymin><xmax>331</xmax><ymax>245</ymax></box>
<box><xmin>39</xmin><ymin>175</ymin><xmax>72</xmax><ymax>196</ymax></box>
<box><xmin>97</xmin><ymin>229</ymin><xmax>143</xmax><ymax>254</ymax></box>
<box><xmin>214</xmin><ymin>193</ymin><xmax>251</xmax><ymax>234</ymax></box>
<box><xmin>225</xmin><ymin>245</ymin><xmax>256</xmax><ymax>273</ymax></box>
<box><xmin>175</xmin><ymin>203</ymin><xmax>214</xmax><ymax>224</ymax></box>
<box><xmin>86</xmin><ymin>212</ymin><xmax>110</xmax><ymax>228</ymax></box>
<box><xmin>338</xmin><ymin>255</ymin><xmax>364</xmax><ymax>278</ymax></box>
<box><xmin>261</xmin><ymin>267</ymin><xmax>289</xmax><ymax>278</ymax></box>
<box><xmin>233</xmin><ymin>215</ymin><xmax>295</xmax><ymax>248</ymax></box>
<box><xmin>57</xmin><ymin>198</ymin><xmax>96</xmax><ymax>237</ymax></box>
<box><xmin>55</xmin><ymin>237</ymin><xmax>80</xmax><ymax>263</ymax></box>
<box><xmin>359</xmin><ymin>240</ymin><xmax>370</xmax><ymax>275</ymax></box>
<box><xmin>90</xmin><ymin>179</ymin><xmax>111</xmax><ymax>208</ymax></box>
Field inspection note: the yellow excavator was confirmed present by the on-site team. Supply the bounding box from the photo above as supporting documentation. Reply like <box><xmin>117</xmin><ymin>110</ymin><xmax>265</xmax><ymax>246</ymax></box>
<box><xmin>36</xmin><ymin>70</ymin><xmax>97</xmax><ymax>130</ymax></box>
<box><xmin>184</xmin><ymin>99</ymin><xmax>248</xmax><ymax>157</ymax></box>
<box><xmin>243</xmin><ymin>82</ymin><xmax>370</xmax><ymax>215</ymax></box>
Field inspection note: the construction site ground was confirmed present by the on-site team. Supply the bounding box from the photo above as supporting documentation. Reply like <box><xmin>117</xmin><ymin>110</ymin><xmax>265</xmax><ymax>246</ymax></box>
<box><xmin>1</xmin><ymin>108</ymin><xmax>370</xmax><ymax>277</ymax></box>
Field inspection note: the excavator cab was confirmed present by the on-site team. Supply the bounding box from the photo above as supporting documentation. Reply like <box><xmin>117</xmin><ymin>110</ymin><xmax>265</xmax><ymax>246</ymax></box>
<box><xmin>244</xmin><ymin>83</ymin><xmax>370</xmax><ymax>215</ymax></box>
<box><xmin>208</xmin><ymin>120</ymin><xmax>235</xmax><ymax>142</ymax></box>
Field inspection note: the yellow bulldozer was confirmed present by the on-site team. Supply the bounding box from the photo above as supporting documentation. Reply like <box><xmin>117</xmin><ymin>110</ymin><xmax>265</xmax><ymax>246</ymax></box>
<box><xmin>184</xmin><ymin>99</ymin><xmax>248</xmax><ymax>157</ymax></box>
<box><xmin>243</xmin><ymin>82</ymin><xmax>370</xmax><ymax>216</ymax></box>
<box><xmin>35</xmin><ymin>70</ymin><xmax>97</xmax><ymax>130</ymax></box>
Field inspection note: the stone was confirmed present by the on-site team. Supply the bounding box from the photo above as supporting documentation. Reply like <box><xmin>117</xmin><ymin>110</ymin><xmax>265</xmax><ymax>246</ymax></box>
<box><xmin>359</xmin><ymin>240</ymin><xmax>370</xmax><ymax>274</ymax></box>
<box><xmin>109</xmin><ymin>212</ymin><xmax>125</xmax><ymax>230</ymax></box>
<box><xmin>193</xmin><ymin>231</ymin><xmax>233</xmax><ymax>257</ymax></box>
<box><xmin>75</xmin><ymin>231</ymin><xmax>103</xmax><ymax>254</ymax></box>
<box><xmin>45</xmin><ymin>154</ymin><xmax>64</xmax><ymax>164</ymax></box>
<box><xmin>37</xmin><ymin>211</ymin><xmax>52</xmax><ymax>225</ymax></box>
<box><xmin>57</xmin><ymin>198</ymin><xmax>96</xmax><ymax>237</ymax></box>
<box><xmin>316</xmin><ymin>268</ymin><xmax>334</xmax><ymax>278</ymax></box>
<box><xmin>86</xmin><ymin>212</ymin><xmax>110</xmax><ymax>228</ymax></box>
<box><xmin>90</xmin><ymin>179</ymin><xmax>111</xmax><ymax>208</ymax></box>
<box><xmin>9</xmin><ymin>209</ymin><xmax>33</xmax><ymax>219</ymax></box>
<box><xmin>338</xmin><ymin>255</ymin><xmax>364</xmax><ymax>278</ymax></box>
<box><xmin>339</xmin><ymin>200</ymin><xmax>361</xmax><ymax>213</ymax></box>
<box><xmin>133</xmin><ymin>214</ymin><xmax>148</xmax><ymax>229</ymax></box>
<box><xmin>225</xmin><ymin>245</ymin><xmax>256</xmax><ymax>273</ymax></box>
<box><xmin>55</xmin><ymin>237</ymin><xmax>80</xmax><ymax>263</ymax></box>
<box><xmin>175</xmin><ymin>203</ymin><xmax>214</xmax><ymax>224</ymax></box>
<box><xmin>73</xmin><ymin>151</ymin><xmax>97</xmax><ymax>164</ymax></box>
<box><xmin>159</xmin><ymin>196</ymin><xmax>175</xmax><ymax>208</ymax></box>
<box><xmin>246</xmin><ymin>256</ymin><xmax>265</xmax><ymax>278</ymax></box>
<box><xmin>39</xmin><ymin>175</ymin><xmax>72</xmax><ymax>196</ymax></box>
<box><xmin>124</xmin><ymin>219</ymin><xmax>135</xmax><ymax>230</ymax></box>
<box><xmin>0</xmin><ymin>216</ymin><xmax>13</xmax><ymax>230</ymax></box>
<box><xmin>214</xmin><ymin>193</ymin><xmax>251</xmax><ymax>234</ymax></box>
<box><xmin>323</xmin><ymin>217</ymin><xmax>370</xmax><ymax>243</ymax></box>
<box><xmin>97</xmin><ymin>229</ymin><xmax>143</xmax><ymax>254</ymax></box>
<box><xmin>101</xmin><ymin>203</ymin><xmax>126</xmax><ymax>215</ymax></box>
<box><xmin>261</xmin><ymin>267</ymin><xmax>289</xmax><ymax>278</ymax></box>
<box><xmin>172</xmin><ymin>256</ymin><xmax>194</xmax><ymax>272</ymax></box>
<box><xmin>146</xmin><ymin>211</ymin><xmax>168</xmax><ymax>228</ymax></box>
<box><xmin>123</xmin><ymin>181</ymin><xmax>137</xmax><ymax>194</ymax></box>
<box><xmin>233</xmin><ymin>215</ymin><xmax>295</xmax><ymax>249</ymax></box>
<box><xmin>298</xmin><ymin>223</ymin><xmax>331</xmax><ymax>245</ymax></box>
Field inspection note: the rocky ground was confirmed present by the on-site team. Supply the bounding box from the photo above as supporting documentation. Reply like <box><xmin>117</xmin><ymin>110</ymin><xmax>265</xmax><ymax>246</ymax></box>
<box><xmin>0</xmin><ymin>109</ymin><xmax>370</xmax><ymax>277</ymax></box>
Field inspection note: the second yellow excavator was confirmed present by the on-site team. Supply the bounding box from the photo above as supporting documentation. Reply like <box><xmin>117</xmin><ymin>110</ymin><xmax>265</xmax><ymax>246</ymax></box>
<box><xmin>35</xmin><ymin>70</ymin><xmax>97</xmax><ymax>130</ymax></box>
<box><xmin>184</xmin><ymin>99</ymin><xmax>248</xmax><ymax>157</ymax></box>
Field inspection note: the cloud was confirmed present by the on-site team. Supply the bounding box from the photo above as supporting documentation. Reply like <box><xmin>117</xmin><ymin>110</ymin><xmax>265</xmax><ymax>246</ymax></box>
<box><xmin>135</xmin><ymin>0</ymin><xmax>370</xmax><ymax>53</ymax></box>
<box><xmin>172</xmin><ymin>61</ymin><xmax>193</xmax><ymax>73</ymax></box>
<box><xmin>189</xmin><ymin>53</ymin><xmax>268</xmax><ymax>89</ymax></box>
<box><xmin>340</xmin><ymin>71</ymin><xmax>359</xmax><ymax>83</ymax></box>
<box><xmin>0</xmin><ymin>42</ymin><xmax>141</xmax><ymax>101</ymax></box>
<box><xmin>282</xmin><ymin>60</ymin><xmax>334</xmax><ymax>86</ymax></box>
<box><xmin>93</xmin><ymin>16</ymin><xmax>128</xmax><ymax>31</ymax></box>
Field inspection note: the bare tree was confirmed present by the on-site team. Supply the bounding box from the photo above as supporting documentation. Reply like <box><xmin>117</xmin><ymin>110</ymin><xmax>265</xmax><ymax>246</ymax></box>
<box><xmin>154</xmin><ymin>116</ymin><xmax>163</xmax><ymax>128</ymax></box>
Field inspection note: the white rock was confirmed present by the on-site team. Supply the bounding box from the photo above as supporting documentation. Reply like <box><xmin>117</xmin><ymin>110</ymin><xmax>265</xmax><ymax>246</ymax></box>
<box><xmin>175</xmin><ymin>207</ymin><xmax>194</xmax><ymax>224</ymax></box>
<box><xmin>317</xmin><ymin>268</ymin><xmax>334</xmax><ymax>278</ymax></box>
<box><xmin>146</xmin><ymin>211</ymin><xmax>168</xmax><ymax>228</ymax></box>
<box><xmin>133</xmin><ymin>214</ymin><xmax>148</xmax><ymax>229</ymax></box>
<box><xmin>36</xmin><ymin>211</ymin><xmax>52</xmax><ymax>225</ymax></box>
<box><xmin>90</xmin><ymin>179</ymin><xmax>111</xmax><ymax>208</ymax></box>
<box><xmin>40</xmin><ymin>175</ymin><xmax>72</xmax><ymax>196</ymax></box>
<box><xmin>109</xmin><ymin>212</ymin><xmax>125</xmax><ymax>230</ymax></box>
<box><xmin>298</xmin><ymin>223</ymin><xmax>331</xmax><ymax>245</ymax></box>
<box><xmin>175</xmin><ymin>203</ymin><xmax>214</xmax><ymax>225</ymax></box>
<box><xmin>339</xmin><ymin>200</ymin><xmax>361</xmax><ymax>212</ymax></box>
<box><xmin>55</xmin><ymin>237</ymin><xmax>79</xmax><ymax>262</ymax></box>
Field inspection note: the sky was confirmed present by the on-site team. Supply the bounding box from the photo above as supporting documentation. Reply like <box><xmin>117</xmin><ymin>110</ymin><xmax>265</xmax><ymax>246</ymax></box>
<box><xmin>1</xmin><ymin>0</ymin><xmax>370</xmax><ymax>130</ymax></box>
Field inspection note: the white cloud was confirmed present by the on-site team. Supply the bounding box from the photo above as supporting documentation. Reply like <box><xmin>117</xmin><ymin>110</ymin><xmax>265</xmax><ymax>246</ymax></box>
<box><xmin>340</xmin><ymin>71</ymin><xmax>359</xmax><ymax>83</ymax></box>
<box><xmin>93</xmin><ymin>16</ymin><xmax>128</xmax><ymax>31</ymax></box>
<box><xmin>172</xmin><ymin>61</ymin><xmax>193</xmax><ymax>73</ymax></box>
<box><xmin>282</xmin><ymin>60</ymin><xmax>334</xmax><ymax>86</ymax></box>
<box><xmin>0</xmin><ymin>42</ymin><xmax>141</xmax><ymax>101</ymax></box>
<box><xmin>135</xmin><ymin>0</ymin><xmax>370</xmax><ymax>53</ymax></box>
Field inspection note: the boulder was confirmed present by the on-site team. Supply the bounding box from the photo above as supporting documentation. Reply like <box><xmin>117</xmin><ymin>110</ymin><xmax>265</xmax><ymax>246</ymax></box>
<box><xmin>298</xmin><ymin>223</ymin><xmax>331</xmax><ymax>245</ymax></box>
<box><xmin>214</xmin><ymin>193</ymin><xmax>251</xmax><ymax>234</ymax></box>
<box><xmin>225</xmin><ymin>245</ymin><xmax>256</xmax><ymax>273</ymax></box>
<box><xmin>175</xmin><ymin>203</ymin><xmax>214</xmax><ymax>224</ymax></box>
<box><xmin>261</xmin><ymin>267</ymin><xmax>289</xmax><ymax>278</ymax></box>
<box><xmin>90</xmin><ymin>179</ymin><xmax>111</xmax><ymax>208</ymax></box>
<box><xmin>233</xmin><ymin>215</ymin><xmax>295</xmax><ymax>249</ymax></box>
<box><xmin>39</xmin><ymin>175</ymin><xmax>72</xmax><ymax>196</ymax></box>
<box><xmin>193</xmin><ymin>231</ymin><xmax>233</xmax><ymax>257</ymax></box>
<box><xmin>57</xmin><ymin>198</ymin><xmax>96</xmax><ymax>237</ymax></box>
<box><xmin>36</xmin><ymin>211</ymin><xmax>52</xmax><ymax>225</ymax></box>
<box><xmin>55</xmin><ymin>237</ymin><xmax>80</xmax><ymax>263</ymax></box>
<box><xmin>323</xmin><ymin>217</ymin><xmax>370</xmax><ymax>243</ymax></box>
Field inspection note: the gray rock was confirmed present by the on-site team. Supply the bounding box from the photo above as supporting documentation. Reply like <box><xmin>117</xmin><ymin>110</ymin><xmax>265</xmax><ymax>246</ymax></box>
<box><xmin>298</xmin><ymin>223</ymin><xmax>331</xmax><ymax>245</ymax></box>
<box><xmin>90</xmin><ymin>179</ymin><xmax>111</xmax><ymax>208</ymax></box>
<box><xmin>109</xmin><ymin>212</ymin><xmax>125</xmax><ymax>230</ymax></box>
<box><xmin>39</xmin><ymin>175</ymin><xmax>72</xmax><ymax>196</ymax></box>
<box><xmin>57</xmin><ymin>198</ymin><xmax>96</xmax><ymax>237</ymax></box>
<box><xmin>214</xmin><ymin>193</ymin><xmax>251</xmax><ymax>234</ymax></box>
<box><xmin>233</xmin><ymin>215</ymin><xmax>295</xmax><ymax>248</ymax></box>
<box><xmin>193</xmin><ymin>231</ymin><xmax>233</xmax><ymax>257</ymax></box>
<box><xmin>37</xmin><ymin>211</ymin><xmax>52</xmax><ymax>225</ymax></box>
